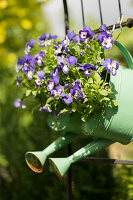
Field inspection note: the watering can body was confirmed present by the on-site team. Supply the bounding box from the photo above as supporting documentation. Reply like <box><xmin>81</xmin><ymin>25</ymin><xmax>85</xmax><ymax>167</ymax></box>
<box><xmin>84</xmin><ymin>65</ymin><xmax>133</xmax><ymax>145</ymax></box>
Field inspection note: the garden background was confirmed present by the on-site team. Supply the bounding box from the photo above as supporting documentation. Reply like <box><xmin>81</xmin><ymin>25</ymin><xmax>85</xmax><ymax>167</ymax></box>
<box><xmin>1</xmin><ymin>0</ymin><xmax>133</xmax><ymax>199</ymax></box>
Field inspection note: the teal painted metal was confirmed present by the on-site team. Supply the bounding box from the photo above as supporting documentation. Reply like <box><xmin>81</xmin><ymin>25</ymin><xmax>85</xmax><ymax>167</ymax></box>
<box><xmin>114</xmin><ymin>41</ymin><xmax>133</xmax><ymax>69</ymax></box>
<box><xmin>25</xmin><ymin>132</ymin><xmax>76</xmax><ymax>173</ymax></box>
<box><xmin>49</xmin><ymin>139</ymin><xmax>112</xmax><ymax>179</ymax></box>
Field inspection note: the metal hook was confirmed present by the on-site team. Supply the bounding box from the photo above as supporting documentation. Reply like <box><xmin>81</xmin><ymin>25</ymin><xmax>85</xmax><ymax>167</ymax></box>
<box><xmin>112</xmin><ymin>14</ymin><xmax>124</xmax><ymax>42</ymax></box>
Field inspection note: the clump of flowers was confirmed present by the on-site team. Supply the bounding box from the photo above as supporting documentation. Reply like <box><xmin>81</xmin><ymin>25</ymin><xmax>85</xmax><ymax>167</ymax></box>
<box><xmin>14</xmin><ymin>24</ymin><xmax>119</xmax><ymax>121</ymax></box>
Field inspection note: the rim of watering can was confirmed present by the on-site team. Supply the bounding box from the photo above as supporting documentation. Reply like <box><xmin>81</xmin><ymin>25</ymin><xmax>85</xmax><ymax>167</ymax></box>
<box><xmin>49</xmin><ymin>158</ymin><xmax>63</xmax><ymax>180</ymax></box>
<box><xmin>25</xmin><ymin>152</ymin><xmax>43</xmax><ymax>173</ymax></box>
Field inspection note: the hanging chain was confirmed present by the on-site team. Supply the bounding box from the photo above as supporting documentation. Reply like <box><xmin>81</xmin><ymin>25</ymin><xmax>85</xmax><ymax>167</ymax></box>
<box><xmin>118</xmin><ymin>0</ymin><xmax>122</xmax><ymax>18</ymax></box>
<box><xmin>98</xmin><ymin>0</ymin><xmax>103</xmax><ymax>25</ymax></box>
<box><xmin>81</xmin><ymin>0</ymin><xmax>85</xmax><ymax>27</ymax></box>
<box><xmin>63</xmin><ymin>0</ymin><xmax>69</xmax><ymax>35</ymax></box>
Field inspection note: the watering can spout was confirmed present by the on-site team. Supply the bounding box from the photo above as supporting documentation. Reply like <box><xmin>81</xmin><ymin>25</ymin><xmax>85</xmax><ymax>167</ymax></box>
<box><xmin>25</xmin><ymin>132</ymin><xmax>76</xmax><ymax>173</ymax></box>
<box><xmin>25</xmin><ymin>151</ymin><xmax>47</xmax><ymax>173</ymax></box>
<box><xmin>49</xmin><ymin>139</ymin><xmax>114</xmax><ymax>178</ymax></box>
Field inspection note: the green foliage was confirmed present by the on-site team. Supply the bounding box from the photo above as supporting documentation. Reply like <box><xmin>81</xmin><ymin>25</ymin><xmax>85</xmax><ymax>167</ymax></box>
<box><xmin>16</xmin><ymin>29</ymin><xmax>118</xmax><ymax>122</ymax></box>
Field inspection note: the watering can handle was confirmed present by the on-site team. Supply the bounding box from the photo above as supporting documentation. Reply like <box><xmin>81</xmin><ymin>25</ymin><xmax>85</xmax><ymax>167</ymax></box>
<box><xmin>114</xmin><ymin>41</ymin><xmax>133</xmax><ymax>70</ymax></box>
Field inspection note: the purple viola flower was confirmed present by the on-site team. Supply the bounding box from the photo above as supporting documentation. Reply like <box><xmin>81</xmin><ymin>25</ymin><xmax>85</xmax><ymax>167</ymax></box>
<box><xmin>63</xmin><ymin>84</ymin><xmax>71</xmax><ymax>90</ymax></box>
<box><xmin>25</xmin><ymin>39</ymin><xmax>36</xmax><ymax>54</ymax></box>
<box><xmin>38</xmin><ymin>33</ymin><xmax>52</xmax><ymax>47</ymax></box>
<box><xmin>47</xmin><ymin>80</ymin><xmax>55</xmax><ymax>91</ymax></box>
<box><xmin>56</xmin><ymin>56</ymin><xmax>77</xmax><ymax>74</ymax></box>
<box><xmin>51</xmin><ymin>76</ymin><xmax>59</xmax><ymax>85</ymax></box>
<box><xmin>79</xmin><ymin>26</ymin><xmax>95</xmax><ymax>42</ymax></box>
<box><xmin>84</xmin><ymin>66</ymin><xmax>97</xmax><ymax>76</ymax></box>
<box><xmin>37</xmin><ymin>71</ymin><xmax>45</xmax><ymax>81</ymax></box>
<box><xmin>62</xmin><ymin>60</ymin><xmax>69</xmax><ymax>73</ymax></box>
<box><xmin>68</xmin><ymin>56</ymin><xmax>77</xmax><ymax>65</ymax></box>
<box><xmin>73</xmin><ymin>35</ymin><xmax>80</xmax><ymax>44</ymax></box>
<box><xmin>52</xmin><ymin>66</ymin><xmax>61</xmax><ymax>76</ymax></box>
<box><xmin>22</xmin><ymin>55</ymin><xmax>36</xmax><ymax>74</ymax></box>
<box><xmin>83</xmin><ymin>26</ymin><xmax>95</xmax><ymax>39</ymax></box>
<box><xmin>77</xmin><ymin>63</ymin><xmax>97</xmax><ymax>76</ymax></box>
<box><xmin>15</xmin><ymin>57</ymin><xmax>24</xmax><ymax>72</ymax></box>
<box><xmin>38</xmin><ymin>33</ymin><xmax>56</xmax><ymax>47</ymax></box>
<box><xmin>14</xmin><ymin>99</ymin><xmax>26</xmax><ymax>109</ymax></box>
<box><xmin>72</xmin><ymin>79</ymin><xmax>80</xmax><ymax>86</ymax></box>
<box><xmin>79</xmin><ymin>51</ymin><xmax>84</xmax><ymax>56</ymax></box>
<box><xmin>62</xmin><ymin>35</ymin><xmax>70</xmax><ymax>47</ymax></box>
<box><xmin>67</xmin><ymin>30</ymin><xmax>76</xmax><ymax>40</ymax></box>
<box><xmin>27</xmin><ymin>71</ymin><xmax>34</xmax><ymax>80</ymax></box>
<box><xmin>54</xmin><ymin>44</ymin><xmax>63</xmax><ymax>56</ymax></box>
<box><xmin>102</xmin><ymin>58</ymin><xmax>119</xmax><ymax>76</ymax></box>
<box><xmin>99</xmin><ymin>24</ymin><xmax>112</xmax><ymax>36</ymax></box>
<box><xmin>56</xmin><ymin>56</ymin><xmax>69</xmax><ymax>74</ymax></box>
<box><xmin>34</xmin><ymin>51</ymin><xmax>45</xmax><ymax>66</ymax></box>
<box><xmin>70</xmin><ymin>84</ymin><xmax>85</xmax><ymax>100</ymax></box>
<box><xmin>39</xmin><ymin>105</ymin><xmax>52</xmax><ymax>112</ymax></box>
<box><xmin>79</xmin><ymin>30</ymin><xmax>89</xmax><ymax>42</ymax></box>
<box><xmin>16</xmin><ymin>76</ymin><xmax>21</xmax><ymax>88</ymax></box>
<box><xmin>99</xmin><ymin>24</ymin><xmax>107</xmax><ymax>32</ymax></box>
<box><xmin>50</xmin><ymin>67</ymin><xmax>60</xmax><ymax>85</ymax></box>
<box><xmin>95</xmin><ymin>31</ymin><xmax>114</xmax><ymax>50</ymax></box>
<box><xmin>51</xmin><ymin>86</ymin><xmax>64</xmax><ymax>98</ymax></box>
<box><xmin>50</xmin><ymin>34</ymin><xmax>57</xmax><ymax>40</ymax></box>
<box><xmin>35</xmin><ymin>71</ymin><xmax>45</xmax><ymax>87</ymax></box>
<box><xmin>95</xmin><ymin>32</ymin><xmax>108</xmax><ymax>44</ymax></box>
<box><xmin>38</xmin><ymin>33</ymin><xmax>48</xmax><ymax>47</ymax></box>
<box><xmin>101</xmin><ymin>37</ymin><xmax>114</xmax><ymax>50</ymax></box>
<box><xmin>62</xmin><ymin>94</ymin><xmax>73</xmax><ymax>104</ymax></box>
<box><xmin>35</xmin><ymin>78</ymin><xmax>42</xmax><ymax>88</ymax></box>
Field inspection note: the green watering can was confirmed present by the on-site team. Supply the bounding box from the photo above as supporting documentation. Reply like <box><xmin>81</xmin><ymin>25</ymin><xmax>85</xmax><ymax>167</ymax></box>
<box><xmin>25</xmin><ymin>41</ymin><xmax>133</xmax><ymax>178</ymax></box>
<box><xmin>25</xmin><ymin>114</ymin><xmax>82</xmax><ymax>173</ymax></box>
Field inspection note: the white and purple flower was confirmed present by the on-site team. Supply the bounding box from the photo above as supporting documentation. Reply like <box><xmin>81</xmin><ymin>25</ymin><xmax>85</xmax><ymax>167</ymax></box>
<box><xmin>34</xmin><ymin>51</ymin><xmax>45</xmax><ymax>66</ymax></box>
<box><xmin>47</xmin><ymin>80</ymin><xmax>55</xmax><ymax>91</ymax></box>
<box><xmin>77</xmin><ymin>63</ymin><xmax>97</xmax><ymax>76</ymax></box>
<box><xmin>79</xmin><ymin>26</ymin><xmax>95</xmax><ymax>42</ymax></box>
<box><xmin>14</xmin><ymin>99</ymin><xmax>26</xmax><ymax>109</ymax></box>
<box><xmin>22</xmin><ymin>55</ymin><xmax>36</xmax><ymax>74</ymax></box>
<box><xmin>39</xmin><ymin>105</ymin><xmax>52</xmax><ymax>112</ymax></box>
<box><xmin>35</xmin><ymin>70</ymin><xmax>45</xmax><ymax>87</ymax></box>
<box><xmin>24</xmin><ymin>39</ymin><xmax>36</xmax><ymax>54</ymax></box>
<box><xmin>51</xmin><ymin>86</ymin><xmax>64</xmax><ymax>98</ymax></box>
<box><xmin>38</xmin><ymin>33</ymin><xmax>57</xmax><ymax>47</ymax></box>
<box><xmin>95</xmin><ymin>26</ymin><xmax>114</xmax><ymax>50</ymax></box>
<box><xmin>62</xmin><ymin>93</ymin><xmax>73</xmax><ymax>104</ymax></box>
<box><xmin>56</xmin><ymin>55</ymin><xmax>77</xmax><ymax>74</ymax></box>
<box><xmin>27</xmin><ymin>71</ymin><xmax>34</xmax><ymax>80</ymax></box>
<box><xmin>70</xmin><ymin>84</ymin><xmax>85</xmax><ymax>100</ymax></box>
<box><xmin>102</xmin><ymin>58</ymin><xmax>119</xmax><ymax>76</ymax></box>
<box><xmin>16</xmin><ymin>57</ymin><xmax>24</xmax><ymax>72</ymax></box>
<box><xmin>16</xmin><ymin>76</ymin><xmax>22</xmax><ymax>88</ymax></box>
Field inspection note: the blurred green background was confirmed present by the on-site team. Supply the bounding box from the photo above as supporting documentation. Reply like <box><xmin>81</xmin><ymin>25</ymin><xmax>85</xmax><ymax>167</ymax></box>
<box><xmin>1</xmin><ymin>0</ymin><xmax>133</xmax><ymax>199</ymax></box>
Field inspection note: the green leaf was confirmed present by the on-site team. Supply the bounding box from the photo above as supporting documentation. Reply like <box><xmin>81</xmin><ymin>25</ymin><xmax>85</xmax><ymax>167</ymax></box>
<box><xmin>112</xmin><ymin>99</ymin><xmax>118</xmax><ymax>106</ymax></box>
<box><xmin>94</xmin><ymin>73</ymin><xmax>101</xmax><ymax>83</ymax></box>
<box><xmin>32</xmin><ymin>90</ymin><xmax>37</xmax><ymax>97</ymax></box>
<box><xmin>58</xmin><ymin>109</ymin><xmax>69</xmax><ymax>116</ymax></box>
<box><xmin>25</xmin><ymin>90</ymin><xmax>31</xmax><ymax>97</ymax></box>
<box><xmin>88</xmin><ymin>78</ymin><xmax>93</xmax><ymax>84</ymax></box>
<box><xmin>46</xmin><ymin>97</ymin><xmax>54</xmax><ymax>104</ymax></box>
<box><xmin>99</xmin><ymin>89</ymin><xmax>108</xmax><ymax>96</ymax></box>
